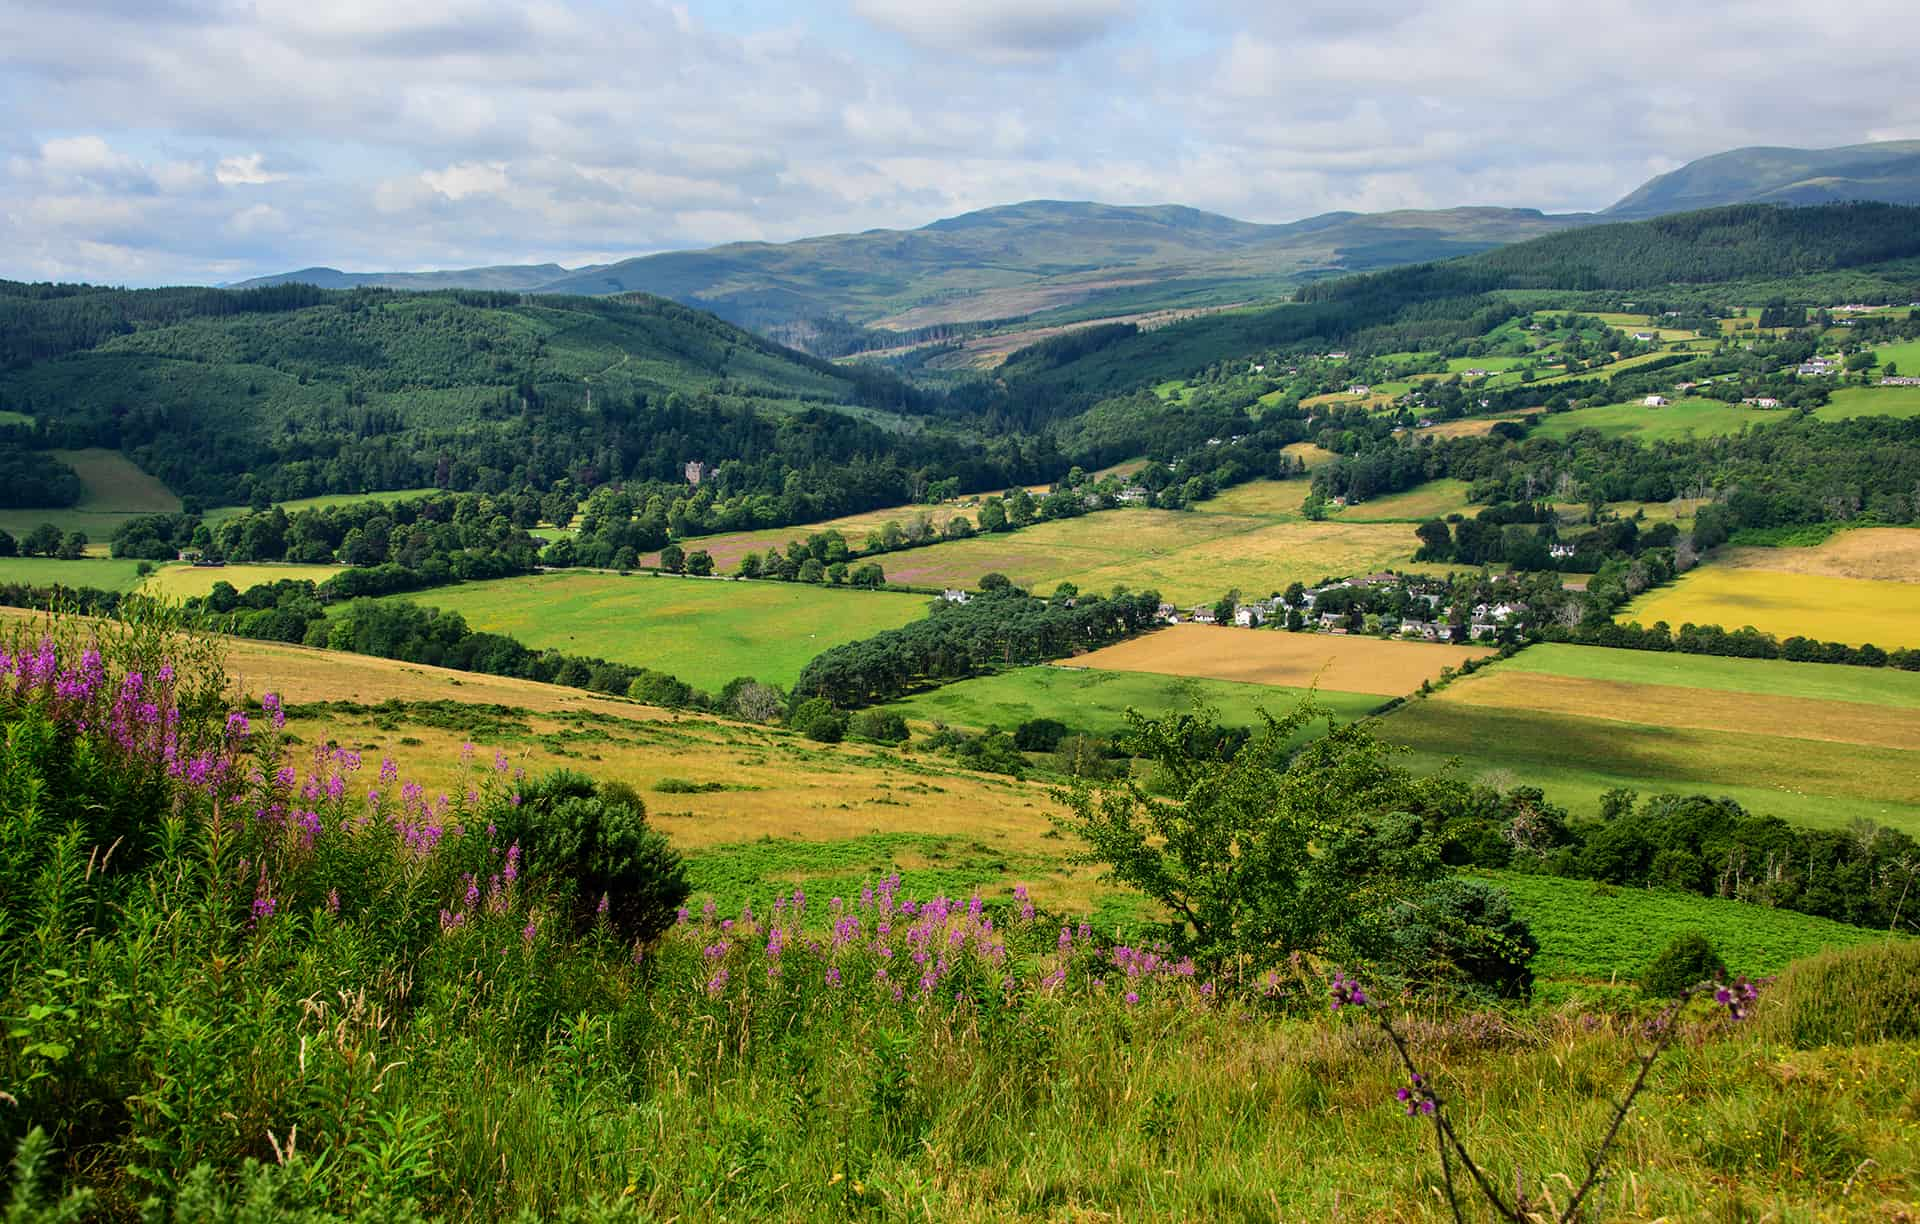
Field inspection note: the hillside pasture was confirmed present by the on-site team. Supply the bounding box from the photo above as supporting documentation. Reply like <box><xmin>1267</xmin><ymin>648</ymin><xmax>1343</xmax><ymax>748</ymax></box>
<box><xmin>1413</xmin><ymin>410</ymin><xmax>1541</xmax><ymax>439</ymax></box>
<box><xmin>0</xmin><ymin>448</ymin><xmax>179</xmax><ymax>541</ymax></box>
<box><xmin>1331</xmin><ymin>478</ymin><xmax>1474</xmax><ymax>522</ymax></box>
<box><xmin>203</xmin><ymin>487</ymin><xmax>442</xmax><ymax>526</ymax></box>
<box><xmin>1071</xmin><ymin>624</ymin><xmax>1491</xmax><ymax>696</ymax></box>
<box><xmin>384</xmin><ymin>571</ymin><xmax>930</xmax><ymax>690</ymax></box>
<box><xmin>1813</xmin><ymin>384</ymin><xmax>1920</xmax><ymax>421</ymax></box>
<box><xmin>1531</xmin><ymin>399</ymin><xmax>1790</xmax><ymax>442</ymax></box>
<box><xmin>1708</xmin><ymin>527</ymin><xmax>1920</xmax><ymax>583</ymax></box>
<box><xmin>1381</xmin><ymin>645</ymin><xmax>1920</xmax><ymax>833</ymax></box>
<box><xmin>880</xmin><ymin>664</ymin><xmax>1383</xmax><ymax>740</ymax></box>
<box><xmin>0</xmin><ymin>556</ymin><xmax>151</xmax><ymax>592</ymax></box>
<box><xmin>650</xmin><ymin>500</ymin><xmax>981</xmax><ymax>572</ymax></box>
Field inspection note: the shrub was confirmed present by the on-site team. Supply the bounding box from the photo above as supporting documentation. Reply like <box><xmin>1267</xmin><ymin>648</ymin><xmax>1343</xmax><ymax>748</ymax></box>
<box><xmin>1639</xmin><ymin>932</ymin><xmax>1728</xmax><ymax>999</ymax></box>
<box><xmin>502</xmin><ymin>769</ymin><xmax>691</xmax><ymax>943</ymax></box>
<box><xmin>1383</xmin><ymin>878</ymin><xmax>1538</xmax><ymax>1000</ymax></box>
<box><xmin>850</xmin><ymin>709</ymin><xmax>909</xmax><ymax>744</ymax></box>
<box><xmin>787</xmin><ymin>697</ymin><xmax>848</xmax><ymax>743</ymax></box>
<box><xmin>1013</xmin><ymin>717</ymin><xmax>1068</xmax><ymax>752</ymax></box>
<box><xmin>1755</xmin><ymin>940</ymin><xmax>1920</xmax><ymax>1048</ymax></box>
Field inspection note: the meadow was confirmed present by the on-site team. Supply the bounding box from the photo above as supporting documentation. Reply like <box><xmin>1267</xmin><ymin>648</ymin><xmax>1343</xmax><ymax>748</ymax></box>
<box><xmin>1815</xmin><ymin>383</ymin><xmax>1920</xmax><ymax>421</ymax></box>
<box><xmin>138</xmin><ymin>561</ymin><xmax>349</xmax><ymax>599</ymax></box>
<box><xmin>202</xmin><ymin>486</ymin><xmax>442</xmax><ymax>525</ymax></box>
<box><xmin>1531</xmin><ymin>399</ymin><xmax>1791</xmax><ymax>442</ymax></box>
<box><xmin>0</xmin><ymin>447</ymin><xmax>179</xmax><ymax>542</ymax></box>
<box><xmin>386</xmin><ymin>570</ymin><xmax>932</xmax><ymax>690</ymax></box>
<box><xmin>878</xmin><ymin>663</ymin><xmax>1386</xmax><ymax>739</ymax></box>
<box><xmin>1622</xmin><ymin>535</ymin><xmax>1920</xmax><ymax>648</ymax></box>
<box><xmin>0</xmin><ymin>555</ymin><xmax>152</xmax><ymax>591</ymax></box>
<box><xmin>1380</xmin><ymin>643</ymin><xmax>1920</xmax><ymax>833</ymax></box>
<box><xmin>1072</xmin><ymin>624</ymin><xmax>1492</xmax><ymax>694</ymax></box>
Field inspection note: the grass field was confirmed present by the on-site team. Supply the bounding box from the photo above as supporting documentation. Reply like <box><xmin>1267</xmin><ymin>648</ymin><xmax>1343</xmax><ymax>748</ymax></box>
<box><xmin>1532</xmin><ymin>400</ymin><xmax>1790</xmax><ymax>442</ymax></box>
<box><xmin>1332</xmin><ymin>479</ymin><xmax>1474</xmax><ymax>522</ymax></box>
<box><xmin>0</xmin><ymin>556</ymin><xmax>151</xmax><ymax>592</ymax></box>
<box><xmin>1814</xmin><ymin>384</ymin><xmax>1920</xmax><ymax>421</ymax></box>
<box><xmin>648</xmin><ymin>500</ymin><xmax>982</xmax><ymax>571</ymax></box>
<box><xmin>1484</xmin><ymin>870</ymin><xmax>1894</xmax><ymax>981</ymax></box>
<box><xmin>879</xmin><ymin>664</ymin><xmax>1385</xmax><ymax>738</ymax></box>
<box><xmin>1414</xmin><ymin>411</ymin><xmax>1541</xmax><ymax>439</ymax></box>
<box><xmin>1380</xmin><ymin>644</ymin><xmax>1920</xmax><ymax>833</ymax></box>
<box><xmin>1871</xmin><ymin>337</ymin><xmax>1920</xmax><ymax>372</ymax></box>
<box><xmin>1622</xmin><ymin>547</ymin><xmax>1920</xmax><ymax>648</ymax></box>
<box><xmin>0</xmin><ymin>448</ymin><xmax>179</xmax><ymax>541</ymax></box>
<box><xmin>203</xmin><ymin>487</ymin><xmax>441</xmax><ymax>525</ymax></box>
<box><xmin>1708</xmin><ymin>528</ymin><xmax>1920</xmax><ymax>583</ymax></box>
<box><xmin>137</xmin><ymin>562</ymin><xmax>349</xmax><ymax>599</ymax></box>
<box><xmin>1072</xmin><ymin>624</ymin><xmax>1491</xmax><ymax>695</ymax></box>
<box><xmin>386</xmin><ymin>571</ymin><xmax>931</xmax><ymax>689</ymax></box>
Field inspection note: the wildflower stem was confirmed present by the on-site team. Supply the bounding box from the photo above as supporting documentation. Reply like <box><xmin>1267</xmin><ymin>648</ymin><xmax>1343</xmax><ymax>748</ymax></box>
<box><xmin>1370</xmin><ymin>1008</ymin><xmax>1518</xmax><ymax>1221</ymax></box>
<box><xmin>1558</xmin><ymin>993</ymin><xmax>1685</xmax><ymax>1223</ymax></box>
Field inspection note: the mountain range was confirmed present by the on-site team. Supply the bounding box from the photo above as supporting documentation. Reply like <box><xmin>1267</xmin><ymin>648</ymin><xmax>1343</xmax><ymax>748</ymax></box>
<box><xmin>234</xmin><ymin>141</ymin><xmax>1920</xmax><ymax>345</ymax></box>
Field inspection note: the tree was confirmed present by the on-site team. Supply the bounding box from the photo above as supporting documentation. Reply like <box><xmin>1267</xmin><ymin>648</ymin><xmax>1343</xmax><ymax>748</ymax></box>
<box><xmin>736</xmin><ymin>552</ymin><xmax>763</xmax><ymax>579</ymax></box>
<box><xmin>24</xmin><ymin>523</ymin><xmax>60</xmax><ymax>557</ymax></box>
<box><xmin>850</xmin><ymin>562</ymin><xmax>885</xmax><ymax>588</ymax></box>
<box><xmin>1055</xmin><ymin>698</ymin><xmax>1460</xmax><ymax>969</ymax></box>
<box><xmin>979</xmin><ymin>572</ymin><xmax>1012</xmax><ymax>593</ymax></box>
<box><xmin>658</xmin><ymin>543</ymin><xmax>685</xmax><ymax>573</ymax></box>
<box><xmin>979</xmin><ymin>498</ymin><xmax>1009</xmax><ymax>532</ymax></box>
<box><xmin>0</xmin><ymin>528</ymin><xmax>14</xmax><ymax>557</ymax></box>
<box><xmin>56</xmin><ymin>531</ymin><xmax>88</xmax><ymax>560</ymax></box>
<box><xmin>685</xmin><ymin>549</ymin><xmax>713</xmax><ymax>576</ymax></box>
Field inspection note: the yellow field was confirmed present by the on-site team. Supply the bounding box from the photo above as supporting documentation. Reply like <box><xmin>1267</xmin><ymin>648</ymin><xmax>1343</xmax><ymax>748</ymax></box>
<box><xmin>1713</xmin><ymin>528</ymin><xmax>1920</xmax><ymax>583</ymax></box>
<box><xmin>1332</xmin><ymin>479</ymin><xmax>1474</xmax><ymax>522</ymax></box>
<box><xmin>140</xmin><ymin>563</ymin><xmax>348</xmax><ymax>599</ymax></box>
<box><xmin>649</xmin><ymin>500</ymin><xmax>980</xmax><ymax>570</ymax></box>
<box><xmin>1069</xmin><ymin>624</ymin><xmax>1492</xmax><ymax>696</ymax></box>
<box><xmin>1414</xmin><ymin>411</ymin><xmax>1541</xmax><ymax>439</ymax></box>
<box><xmin>1281</xmin><ymin>442</ymin><xmax>1338</xmax><ymax>470</ymax></box>
<box><xmin>1624</xmin><ymin>566</ymin><xmax>1920</xmax><ymax>648</ymax></box>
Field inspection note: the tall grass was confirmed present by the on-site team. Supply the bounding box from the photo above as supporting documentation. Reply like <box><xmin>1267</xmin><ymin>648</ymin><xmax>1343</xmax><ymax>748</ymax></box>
<box><xmin>0</xmin><ymin>615</ymin><xmax>1915</xmax><ymax>1219</ymax></box>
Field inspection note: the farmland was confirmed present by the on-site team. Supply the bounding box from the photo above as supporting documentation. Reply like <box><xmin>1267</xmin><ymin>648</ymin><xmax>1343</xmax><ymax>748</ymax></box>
<box><xmin>0</xmin><ymin>556</ymin><xmax>151</xmax><ymax>591</ymax></box>
<box><xmin>1531</xmin><ymin>399</ymin><xmax>1790</xmax><ymax>442</ymax></box>
<box><xmin>0</xmin><ymin>448</ymin><xmax>179</xmax><ymax>542</ymax></box>
<box><xmin>879</xmin><ymin>664</ymin><xmax>1385</xmax><ymax>740</ymax></box>
<box><xmin>386</xmin><ymin>571</ymin><xmax>931</xmax><ymax>689</ymax></box>
<box><xmin>1072</xmin><ymin>624</ymin><xmax>1491</xmax><ymax>694</ymax></box>
<box><xmin>138</xmin><ymin>562</ymin><xmax>349</xmax><ymax>599</ymax></box>
<box><xmin>203</xmin><ymin>486</ymin><xmax>441</xmax><ymax>525</ymax></box>
<box><xmin>1622</xmin><ymin>532</ymin><xmax>1920</xmax><ymax>647</ymax></box>
<box><xmin>1379</xmin><ymin>644</ymin><xmax>1920</xmax><ymax>833</ymax></box>
<box><xmin>1815</xmin><ymin>383</ymin><xmax>1920</xmax><ymax>421</ymax></box>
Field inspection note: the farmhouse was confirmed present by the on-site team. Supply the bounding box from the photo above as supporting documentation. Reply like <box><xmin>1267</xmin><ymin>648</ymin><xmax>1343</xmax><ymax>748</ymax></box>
<box><xmin>1116</xmin><ymin>485</ymin><xmax>1149</xmax><ymax>504</ymax></box>
<box><xmin>1190</xmin><ymin>605</ymin><xmax>1218</xmax><ymax>624</ymax></box>
<box><xmin>1156</xmin><ymin>602</ymin><xmax>1179</xmax><ymax>623</ymax></box>
<box><xmin>1233</xmin><ymin>606</ymin><xmax>1264</xmax><ymax>628</ymax></box>
<box><xmin>1743</xmin><ymin>396</ymin><xmax>1782</xmax><ymax>408</ymax></box>
<box><xmin>941</xmin><ymin>588</ymin><xmax>971</xmax><ymax>604</ymax></box>
<box><xmin>1796</xmin><ymin>359</ymin><xmax>1838</xmax><ymax>377</ymax></box>
<box><xmin>1632</xmin><ymin>332</ymin><xmax>1657</xmax><ymax>343</ymax></box>
<box><xmin>1347</xmin><ymin>384</ymin><xmax>1372</xmax><ymax>397</ymax></box>
<box><xmin>1549</xmin><ymin>543</ymin><xmax>1577</xmax><ymax>559</ymax></box>
<box><xmin>1642</xmin><ymin>395</ymin><xmax>1670</xmax><ymax>407</ymax></box>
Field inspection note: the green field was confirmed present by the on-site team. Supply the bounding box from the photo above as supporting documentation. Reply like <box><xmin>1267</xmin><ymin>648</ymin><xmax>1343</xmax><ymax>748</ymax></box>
<box><xmin>1531</xmin><ymin>399</ymin><xmax>1790</xmax><ymax>441</ymax></box>
<box><xmin>0</xmin><ymin>556</ymin><xmax>152</xmax><ymax>592</ymax></box>
<box><xmin>0</xmin><ymin>448</ymin><xmax>180</xmax><ymax>542</ymax></box>
<box><xmin>1331</xmin><ymin>478</ymin><xmax>1474</xmax><ymax>522</ymax></box>
<box><xmin>1815</xmin><ymin>384</ymin><xmax>1920</xmax><ymax>421</ymax></box>
<box><xmin>203</xmin><ymin>487</ymin><xmax>442</xmax><ymax>525</ymax></box>
<box><xmin>879</xmin><ymin>664</ymin><xmax>1384</xmax><ymax>739</ymax></box>
<box><xmin>389</xmin><ymin>571</ymin><xmax>932</xmax><ymax>689</ymax></box>
<box><xmin>1871</xmin><ymin>337</ymin><xmax>1920</xmax><ymax>372</ymax></box>
<box><xmin>1483</xmin><ymin>870</ymin><xmax>1895</xmax><ymax>981</ymax></box>
<box><xmin>139</xmin><ymin>563</ymin><xmax>349</xmax><ymax>599</ymax></box>
<box><xmin>1380</xmin><ymin>645</ymin><xmax>1920</xmax><ymax>834</ymax></box>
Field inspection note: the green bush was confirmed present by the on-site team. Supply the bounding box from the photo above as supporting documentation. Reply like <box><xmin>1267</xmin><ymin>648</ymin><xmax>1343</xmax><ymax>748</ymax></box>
<box><xmin>787</xmin><ymin>697</ymin><xmax>848</xmax><ymax>743</ymax></box>
<box><xmin>1639</xmin><ymin>932</ymin><xmax>1728</xmax><ymax>998</ymax></box>
<box><xmin>850</xmin><ymin>709</ymin><xmax>909</xmax><ymax>744</ymax></box>
<box><xmin>1756</xmin><ymin>940</ymin><xmax>1920</xmax><ymax>1048</ymax></box>
<box><xmin>1013</xmin><ymin>717</ymin><xmax>1068</xmax><ymax>752</ymax></box>
<box><xmin>502</xmin><ymin>769</ymin><xmax>691</xmax><ymax>942</ymax></box>
<box><xmin>1384</xmin><ymin>878</ymin><xmax>1538</xmax><ymax>1000</ymax></box>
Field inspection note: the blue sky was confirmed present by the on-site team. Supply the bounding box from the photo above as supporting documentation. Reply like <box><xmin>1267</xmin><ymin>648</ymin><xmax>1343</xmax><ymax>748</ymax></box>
<box><xmin>2</xmin><ymin>0</ymin><xmax>1916</xmax><ymax>285</ymax></box>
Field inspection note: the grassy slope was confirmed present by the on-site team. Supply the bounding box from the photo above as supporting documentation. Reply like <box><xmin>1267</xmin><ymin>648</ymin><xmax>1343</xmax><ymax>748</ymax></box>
<box><xmin>0</xmin><ymin>448</ymin><xmax>180</xmax><ymax>541</ymax></box>
<box><xmin>386</xmin><ymin>571</ymin><xmax>931</xmax><ymax>690</ymax></box>
<box><xmin>1531</xmin><ymin>399</ymin><xmax>1791</xmax><ymax>441</ymax></box>
<box><xmin>0</xmin><ymin>556</ymin><xmax>151</xmax><ymax>591</ymax></box>
<box><xmin>1503</xmin><ymin>642</ymin><xmax>1920</xmax><ymax>707</ymax></box>
<box><xmin>140</xmin><ymin>563</ymin><xmax>349</xmax><ymax>599</ymax></box>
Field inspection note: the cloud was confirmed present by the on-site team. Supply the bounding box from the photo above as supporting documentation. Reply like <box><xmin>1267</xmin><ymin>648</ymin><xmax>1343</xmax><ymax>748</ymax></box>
<box><xmin>2</xmin><ymin>0</ymin><xmax>1917</xmax><ymax>285</ymax></box>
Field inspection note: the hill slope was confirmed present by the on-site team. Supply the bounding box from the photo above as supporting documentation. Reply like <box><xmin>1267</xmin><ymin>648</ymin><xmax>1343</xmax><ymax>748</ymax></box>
<box><xmin>1606</xmin><ymin>140</ymin><xmax>1920</xmax><ymax>218</ymax></box>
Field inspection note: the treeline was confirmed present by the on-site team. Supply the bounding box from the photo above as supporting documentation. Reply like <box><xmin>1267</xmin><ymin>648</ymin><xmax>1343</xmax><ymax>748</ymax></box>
<box><xmin>0</xmin><ymin>442</ymin><xmax>81</xmax><ymax>508</ymax></box>
<box><xmin>1547</xmin><ymin>617</ymin><xmax>1920</xmax><ymax>670</ymax></box>
<box><xmin>794</xmin><ymin>583</ymin><xmax>1164</xmax><ymax>706</ymax></box>
<box><xmin>1434</xmin><ymin>787</ymin><xmax>1916</xmax><ymax>932</ymax></box>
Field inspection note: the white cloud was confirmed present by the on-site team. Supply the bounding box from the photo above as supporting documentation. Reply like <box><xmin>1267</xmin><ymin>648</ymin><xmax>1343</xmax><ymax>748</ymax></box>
<box><xmin>851</xmin><ymin>0</ymin><xmax>1136</xmax><ymax>60</ymax></box>
<box><xmin>215</xmin><ymin>154</ymin><xmax>287</xmax><ymax>185</ymax></box>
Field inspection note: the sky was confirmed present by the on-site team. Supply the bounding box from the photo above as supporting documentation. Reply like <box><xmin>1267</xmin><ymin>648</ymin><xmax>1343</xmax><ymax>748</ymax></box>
<box><xmin>2</xmin><ymin>0</ymin><xmax>1917</xmax><ymax>286</ymax></box>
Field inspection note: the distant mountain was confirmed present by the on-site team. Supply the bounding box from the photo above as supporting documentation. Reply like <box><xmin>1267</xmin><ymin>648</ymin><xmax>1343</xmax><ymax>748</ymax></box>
<box><xmin>237</xmin><ymin>201</ymin><xmax>1586</xmax><ymax>341</ymax></box>
<box><xmin>229</xmin><ymin>263</ymin><xmax>592</xmax><ymax>293</ymax></box>
<box><xmin>1605</xmin><ymin>141</ymin><xmax>1920</xmax><ymax>218</ymax></box>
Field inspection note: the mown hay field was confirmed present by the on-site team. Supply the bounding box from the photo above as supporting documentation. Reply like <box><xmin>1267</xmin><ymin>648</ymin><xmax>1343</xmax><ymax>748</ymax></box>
<box><xmin>385</xmin><ymin>570</ymin><xmax>930</xmax><ymax>689</ymax></box>
<box><xmin>1413</xmin><ymin>410</ymin><xmax>1542</xmax><ymax>439</ymax></box>
<box><xmin>1380</xmin><ymin>645</ymin><xmax>1920</xmax><ymax>833</ymax></box>
<box><xmin>1708</xmin><ymin>527</ymin><xmax>1920</xmax><ymax>583</ymax></box>
<box><xmin>648</xmin><ymin>498</ymin><xmax>986</xmax><ymax>571</ymax></box>
<box><xmin>1071</xmin><ymin>624</ymin><xmax>1492</xmax><ymax>696</ymax></box>
<box><xmin>0</xmin><ymin>448</ymin><xmax>179</xmax><ymax>541</ymax></box>
<box><xmin>880</xmin><ymin>664</ymin><xmax>1384</xmax><ymax>739</ymax></box>
<box><xmin>139</xmin><ymin>562</ymin><xmax>349</xmax><ymax>599</ymax></box>
<box><xmin>1621</xmin><ymin>563</ymin><xmax>1920</xmax><ymax>649</ymax></box>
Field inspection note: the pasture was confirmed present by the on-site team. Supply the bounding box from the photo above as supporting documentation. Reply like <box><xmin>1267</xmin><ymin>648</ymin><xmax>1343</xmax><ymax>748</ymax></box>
<box><xmin>0</xmin><ymin>556</ymin><xmax>151</xmax><ymax>592</ymax></box>
<box><xmin>1332</xmin><ymin>478</ymin><xmax>1474</xmax><ymax>522</ymax></box>
<box><xmin>385</xmin><ymin>571</ymin><xmax>930</xmax><ymax>690</ymax></box>
<box><xmin>1414</xmin><ymin>410</ymin><xmax>1541</xmax><ymax>439</ymax></box>
<box><xmin>649</xmin><ymin>500</ymin><xmax>979</xmax><ymax>572</ymax></box>
<box><xmin>1072</xmin><ymin>624</ymin><xmax>1491</xmax><ymax>695</ymax></box>
<box><xmin>1531</xmin><ymin>399</ymin><xmax>1789</xmax><ymax>442</ymax></box>
<box><xmin>1814</xmin><ymin>384</ymin><xmax>1920</xmax><ymax>421</ymax></box>
<box><xmin>1380</xmin><ymin>644</ymin><xmax>1920</xmax><ymax>833</ymax></box>
<box><xmin>880</xmin><ymin>664</ymin><xmax>1384</xmax><ymax>739</ymax></box>
<box><xmin>1622</xmin><ymin>546</ymin><xmax>1920</xmax><ymax>649</ymax></box>
<box><xmin>203</xmin><ymin>487</ymin><xmax>441</xmax><ymax>525</ymax></box>
<box><xmin>1485</xmin><ymin>871</ymin><xmax>1893</xmax><ymax>982</ymax></box>
<box><xmin>139</xmin><ymin>562</ymin><xmax>349</xmax><ymax>599</ymax></box>
<box><xmin>0</xmin><ymin>448</ymin><xmax>179</xmax><ymax>541</ymax></box>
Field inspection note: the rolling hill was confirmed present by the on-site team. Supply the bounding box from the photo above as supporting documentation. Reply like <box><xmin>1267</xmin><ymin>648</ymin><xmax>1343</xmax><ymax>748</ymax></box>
<box><xmin>1605</xmin><ymin>140</ymin><xmax>1920</xmax><ymax>218</ymax></box>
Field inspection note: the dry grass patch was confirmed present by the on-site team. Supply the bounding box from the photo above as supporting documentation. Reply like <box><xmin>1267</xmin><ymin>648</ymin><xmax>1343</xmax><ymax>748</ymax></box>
<box><xmin>140</xmin><ymin>563</ymin><xmax>348</xmax><ymax>599</ymax></box>
<box><xmin>1071</xmin><ymin>624</ymin><xmax>1490</xmax><ymax>696</ymax></box>
<box><xmin>1713</xmin><ymin>528</ymin><xmax>1920</xmax><ymax>583</ymax></box>
<box><xmin>1414</xmin><ymin>411</ymin><xmax>1541</xmax><ymax>439</ymax></box>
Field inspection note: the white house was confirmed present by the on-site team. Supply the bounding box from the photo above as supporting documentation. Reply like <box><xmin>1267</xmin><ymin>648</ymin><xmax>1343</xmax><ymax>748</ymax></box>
<box><xmin>1643</xmin><ymin>395</ymin><xmax>1670</xmax><ymax>407</ymax></box>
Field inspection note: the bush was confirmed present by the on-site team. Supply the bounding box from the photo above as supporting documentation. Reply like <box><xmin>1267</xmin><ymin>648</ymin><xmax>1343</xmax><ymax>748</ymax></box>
<box><xmin>502</xmin><ymin>769</ymin><xmax>691</xmax><ymax>942</ymax></box>
<box><xmin>787</xmin><ymin>696</ymin><xmax>848</xmax><ymax>743</ymax></box>
<box><xmin>1756</xmin><ymin>940</ymin><xmax>1920</xmax><ymax>1048</ymax></box>
<box><xmin>850</xmin><ymin>709</ymin><xmax>909</xmax><ymax>744</ymax></box>
<box><xmin>1639</xmin><ymin>932</ymin><xmax>1728</xmax><ymax>999</ymax></box>
<box><xmin>1013</xmin><ymin>717</ymin><xmax>1068</xmax><ymax>752</ymax></box>
<box><xmin>1384</xmin><ymin>878</ymin><xmax>1538</xmax><ymax>1000</ymax></box>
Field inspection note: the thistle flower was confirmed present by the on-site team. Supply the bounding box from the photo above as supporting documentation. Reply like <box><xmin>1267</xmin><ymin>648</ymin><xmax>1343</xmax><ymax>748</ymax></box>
<box><xmin>1329</xmin><ymin>971</ymin><xmax>1368</xmax><ymax>1010</ymax></box>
